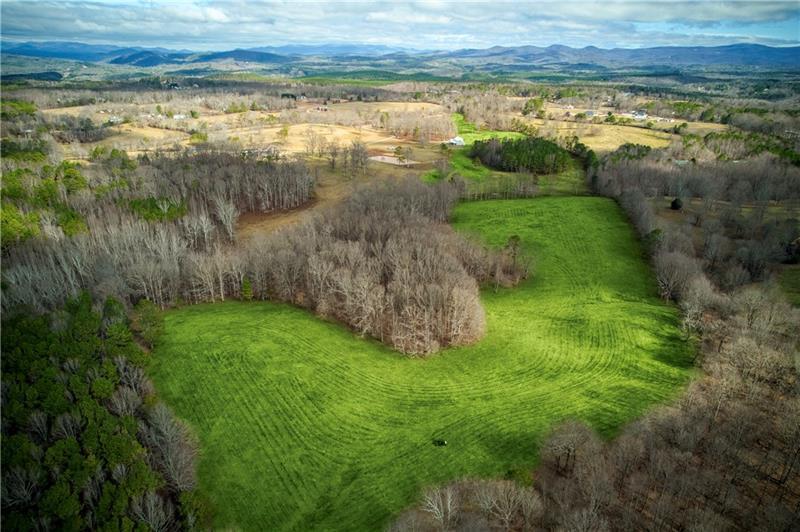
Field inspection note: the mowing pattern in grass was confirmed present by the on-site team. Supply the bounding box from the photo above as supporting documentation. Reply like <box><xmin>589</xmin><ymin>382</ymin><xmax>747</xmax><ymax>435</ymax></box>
<box><xmin>149</xmin><ymin>197</ymin><xmax>691</xmax><ymax>531</ymax></box>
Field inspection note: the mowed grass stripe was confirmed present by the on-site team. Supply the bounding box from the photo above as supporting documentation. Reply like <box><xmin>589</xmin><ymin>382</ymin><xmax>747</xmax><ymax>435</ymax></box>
<box><xmin>149</xmin><ymin>196</ymin><xmax>692</xmax><ymax>531</ymax></box>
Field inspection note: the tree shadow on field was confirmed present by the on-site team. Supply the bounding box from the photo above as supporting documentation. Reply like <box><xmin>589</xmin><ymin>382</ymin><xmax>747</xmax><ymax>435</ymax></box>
<box><xmin>646</xmin><ymin>307</ymin><xmax>695</xmax><ymax>371</ymax></box>
<box><xmin>479</xmin><ymin>429</ymin><xmax>541</xmax><ymax>469</ymax></box>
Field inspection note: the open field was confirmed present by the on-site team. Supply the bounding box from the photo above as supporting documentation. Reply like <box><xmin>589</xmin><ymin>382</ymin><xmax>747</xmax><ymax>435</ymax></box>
<box><xmin>520</xmin><ymin>116</ymin><xmax>675</xmax><ymax>152</ymax></box>
<box><xmin>453</xmin><ymin>112</ymin><xmax>525</xmax><ymax>144</ymax></box>
<box><xmin>149</xmin><ymin>196</ymin><xmax>692</xmax><ymax>531</ymax></box>
<box><xmin>45</xmin><ymin>99</ymin><xmax>441</xmax><ymax>159</ymax></box>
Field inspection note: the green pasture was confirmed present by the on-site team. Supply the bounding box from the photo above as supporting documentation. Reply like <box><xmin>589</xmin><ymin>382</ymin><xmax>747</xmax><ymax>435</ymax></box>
<box><xmin>150</xmin><ymin>196</ymin><xmax>692</xmax><ymax>531</ymax></box>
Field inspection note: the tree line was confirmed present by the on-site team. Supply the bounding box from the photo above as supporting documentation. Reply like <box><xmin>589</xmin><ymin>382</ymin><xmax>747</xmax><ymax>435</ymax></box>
<box><xmin>469</xmin><ymin>137</ymin><xmax>572</xmax><ymax>175</ymax></box>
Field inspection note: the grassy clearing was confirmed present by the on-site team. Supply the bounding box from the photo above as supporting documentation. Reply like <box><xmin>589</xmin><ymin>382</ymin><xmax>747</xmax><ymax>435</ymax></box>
<box><xmin>150</xmin><ymin>197</ymin><xmax>691</xmax><ymax>531</ymax></box>
<box><xmin>421</xmin><ymin>150</ymin><xmax>586</xmax><ymax>196</ymax></box>
<box><xmin>447</xmin><ymin>113</ymin><xmax>587</xmax><ymax>194</ymax></box>
<box><xmin>451</xmin><ymin>148</ymin><xmax>492</xmax><ymax>180</ymax></box>
<box><xmin>535</xmin><ymin>157</ymin><xmax>588</xmax><ymax>195</ymax></box>
<box><xmin>778</xmin><ymin>265</ymin><xmax>800</xmax><ymax>306</ymax></box>
<box><xmin>453</xmin><ymin>113</ymin><xmax>524</xmax><ymax>144</ymax></box>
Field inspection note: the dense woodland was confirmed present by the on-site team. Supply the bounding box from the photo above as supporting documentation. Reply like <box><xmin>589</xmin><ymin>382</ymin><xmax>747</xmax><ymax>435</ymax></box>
<box><xmin>2</xmin><ymin>294</ymin><xmax>202</xmax><ymax>531</ymax></box>
<box><xmin>2</xmin><ymin>150</ymin><xmax>314</xmax><ymax>312</ymax></box>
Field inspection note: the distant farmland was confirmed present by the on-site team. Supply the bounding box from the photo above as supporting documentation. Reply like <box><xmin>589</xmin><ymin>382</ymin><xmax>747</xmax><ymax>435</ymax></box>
<box><xmin>149</xmin><ymin>196</ymin><xmax>692</xmax><ymax>531</ymax></box>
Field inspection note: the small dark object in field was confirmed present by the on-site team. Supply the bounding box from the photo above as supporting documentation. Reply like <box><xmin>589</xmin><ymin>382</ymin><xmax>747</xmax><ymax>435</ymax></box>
<box><xmin>670</xmin><ymin>197</ymin><xmax>683</xmax><ymax>210</ymax></box>
<box><xmin>432</xmin><ymin>438</ymin><xmax>447</xmax><ymax>446</ymax></box>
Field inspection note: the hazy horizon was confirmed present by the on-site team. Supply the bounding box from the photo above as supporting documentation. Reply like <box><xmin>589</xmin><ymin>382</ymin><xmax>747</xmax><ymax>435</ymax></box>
<box><xmin>2</xmin><ymin>1</ymin><xmax>798</xmax><ymax>52</ymax></box>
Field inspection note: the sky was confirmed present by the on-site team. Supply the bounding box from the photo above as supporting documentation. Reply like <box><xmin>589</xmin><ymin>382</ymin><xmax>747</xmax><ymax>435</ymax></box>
<box><xmin>2</xmin><ymin>0</ymin><xmax>799</xmax><ymax>51</ymax></box>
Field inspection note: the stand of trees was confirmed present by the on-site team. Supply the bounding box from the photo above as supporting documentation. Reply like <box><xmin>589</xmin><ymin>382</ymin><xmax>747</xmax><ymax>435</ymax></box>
<box><xmin>1</xmin><ymin>293</ymin><xmax>203</xmax><ymax>531</ymax></box>
<box><xmin>243</xmin><ymin>178</ymin><xmax>530</xmax><ymax>354</ymax></box>
<box><xmin>2</xmin><ymin>150</ymin><xmax>315</xmax><ymax>311</ymax></box>
<box><xmin>48</xmin><ymin>115</ymin><xmax>115</xmax><ymax>144</ymax></box>
<box><xmin>470</xmin><ymin>137</ymin><xmax>571</xmax><ymax>175</ymax></box>
<box><xmin>139</xmin><ymin>151</ymin><xmax>315</xmax><ymax>219</ymax></box>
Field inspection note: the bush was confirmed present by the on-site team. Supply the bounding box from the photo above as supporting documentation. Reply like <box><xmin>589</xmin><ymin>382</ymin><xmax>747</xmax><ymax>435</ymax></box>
<box><xmin>0</xmin><ymin>203</ymin><xmax>39</xmax><ymax>247</ymax></box>
<box><xmin>671</xmin><ymin>197</ymin><xmax>683</xmax><ymax>210</ymax></box>
<box><xmin>241</xmin><ymin>277</ymin><xmax>253</xmax><ymax>301</ymax></box>
<box><xmin>131</xmin><ymin>299</ymin><xmax>164</xmax><ymax>348</ymax></box>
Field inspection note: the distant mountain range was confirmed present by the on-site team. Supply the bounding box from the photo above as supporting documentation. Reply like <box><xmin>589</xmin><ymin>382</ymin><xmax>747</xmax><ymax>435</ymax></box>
<box><xmin>433</xmin><ymin>43</ymin><xmax>800</xmax><ymax>67</ymax></box>
<box><xmin>3</xmin><ymin>40</ymin><xmax>799</xmax><ymax>71</ymax></box>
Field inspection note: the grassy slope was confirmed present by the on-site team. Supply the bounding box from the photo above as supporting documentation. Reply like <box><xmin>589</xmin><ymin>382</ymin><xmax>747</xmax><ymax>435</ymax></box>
<box><xmin>425</xmin><ymin>114</ymin><xmax>588</xmax><ymax>194</ymax></box>
<box><xmin>149</xmin><ymin>197</ymin><xmax>691</xmax><ymax>531</ymax></box>
<box><xmin>452</xmin><ymin>113</ymin><xmax>525</xmax><ymax>144</ymax></box>
<box><xmin>778</xmin><ymin>265</ymin><xmax>800</xmax><ymax>306</ymax></box>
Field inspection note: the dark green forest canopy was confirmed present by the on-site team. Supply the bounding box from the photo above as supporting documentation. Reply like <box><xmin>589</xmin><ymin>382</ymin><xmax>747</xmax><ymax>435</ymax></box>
<box><xmin>469</xmin><ymin>137</ymin><xmax>572</xmax><ymax>174</ymax></box>
<box><xmin>1</xmin><ymin>294</ymin><xmax>202</xmax><ymax>531</ymax></box>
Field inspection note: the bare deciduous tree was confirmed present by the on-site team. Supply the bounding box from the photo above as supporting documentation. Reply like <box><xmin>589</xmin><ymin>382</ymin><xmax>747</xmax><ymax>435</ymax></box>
<box><xmin>423</xmin><ymin>485</ymin><xmax>459</xmax><ymax>530</ymax></box>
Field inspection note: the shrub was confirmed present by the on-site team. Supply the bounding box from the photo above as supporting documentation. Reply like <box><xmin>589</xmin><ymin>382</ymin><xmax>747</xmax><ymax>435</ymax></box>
<box><xmin>241</xmin><ymin>277</ymin><xmax>253</xmax><ymax>301</ymax></box>
<box><xmin>131</xmin><ymin>299</ymin><xmax>164</xmax><ymax>348</ymax></box>
<box><xmin>0</xmin><ymin>203</ymin><xmax>39</xmax><ymax>247</ymax></box>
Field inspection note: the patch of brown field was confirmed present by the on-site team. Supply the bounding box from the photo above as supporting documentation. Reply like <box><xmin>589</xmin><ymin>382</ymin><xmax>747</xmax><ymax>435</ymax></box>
<box><xmin>236</xmin><ymin>164</ymin><xmax>356</xmax><ymax>240</ymax></box>
<box><xmin>327</xmin><ymin>101</ymin><xmax>448</xmax><ymax>114</ymax></box>
<box><xmin>368</xmin><ymin>155</ymin><xmax>422</xmax><ymax>166</ymax></box>
<box><xmin>235</xmin><ymin>151</ymin><xmax>440</xmax><ymax>240</ymax></box>
<box><xmin>236</xmin><ymin>199</ymin><xmax>322</xmax><ymax>239</ymax></box>
<box><xmin>519</xmin><ymin>116</ymin><xmax>675</xmax><ymax>152</ymax></box>
<box><xmin>55</xmin><ymin>124</ymin><xmax>190</xmax><ymax>159</ymax></box>
<box><xmin>220</xmin><ymin>123</ymin><xmax>411</xmax><ymax>154</ymax></box>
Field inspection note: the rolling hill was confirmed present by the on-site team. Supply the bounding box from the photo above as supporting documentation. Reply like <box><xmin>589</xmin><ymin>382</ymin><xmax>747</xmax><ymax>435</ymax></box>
<box><xmin>3</xmin><ymin>40</ymin><xmax>799</xmax><ymax>70</ymax></box>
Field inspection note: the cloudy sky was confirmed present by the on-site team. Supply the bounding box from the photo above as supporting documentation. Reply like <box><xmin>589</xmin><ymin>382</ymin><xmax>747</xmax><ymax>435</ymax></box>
<box><xmin>2</xmin><ymin>1</ymin><xmax>799</xmax><ymax>51</ymax></box>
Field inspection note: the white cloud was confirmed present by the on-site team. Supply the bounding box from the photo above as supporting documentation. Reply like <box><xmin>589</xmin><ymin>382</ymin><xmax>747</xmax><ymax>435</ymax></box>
<box><xmin>1</xmin><ymin>0</ymin><xmax>797</xmax><ymax>50</ymax></box>
<box><xmin>366</xmin><ymin>10</ymin><xmax>451</xmax><ymax>24</ymax></box>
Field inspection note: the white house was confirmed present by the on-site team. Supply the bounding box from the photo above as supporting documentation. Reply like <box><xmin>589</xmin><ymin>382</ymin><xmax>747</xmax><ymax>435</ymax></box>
<box><xmin>448</xmin><ymin>136</ymin><xmax>465</xmax><ymax>146</ymax></box>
